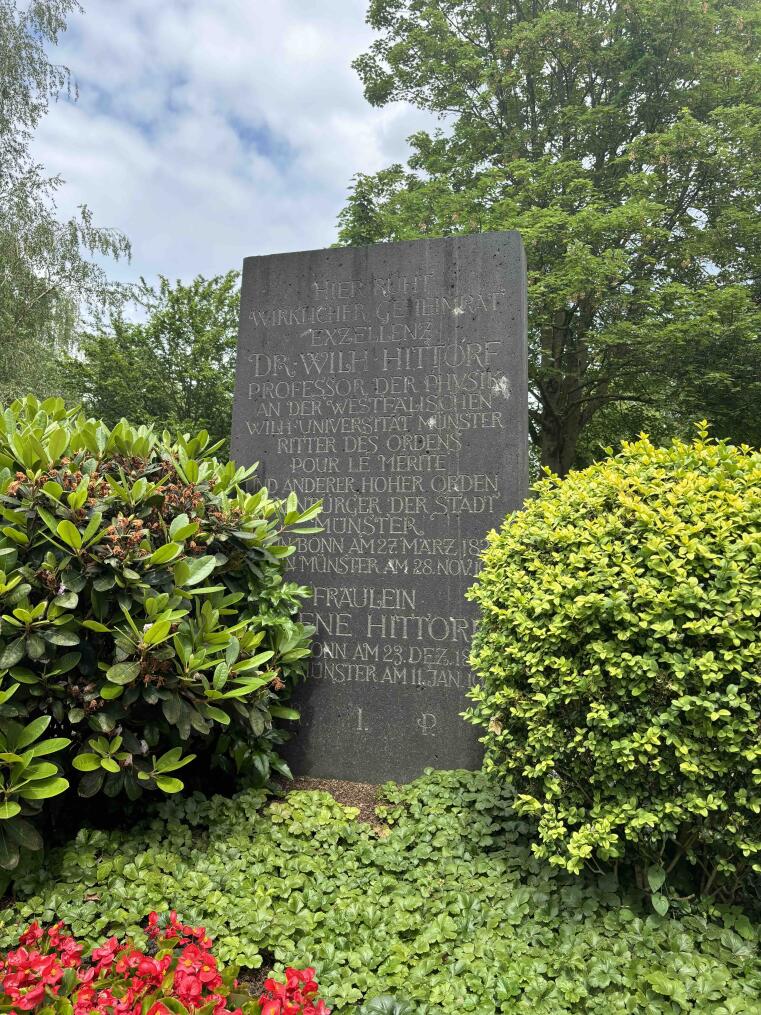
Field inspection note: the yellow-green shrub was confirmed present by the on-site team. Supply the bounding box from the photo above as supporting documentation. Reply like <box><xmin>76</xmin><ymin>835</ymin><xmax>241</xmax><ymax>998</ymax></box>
<box><xmin>466</xmin><ymin>429</ymin><xmax>761</xmax><ymax>897</ymax></box>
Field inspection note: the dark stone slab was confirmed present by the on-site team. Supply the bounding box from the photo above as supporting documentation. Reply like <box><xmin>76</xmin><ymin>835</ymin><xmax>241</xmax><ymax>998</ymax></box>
<box><xmin>231</xmin><ymin>232</ymin><xmax>528</xmax><ymax>783</ymax></box>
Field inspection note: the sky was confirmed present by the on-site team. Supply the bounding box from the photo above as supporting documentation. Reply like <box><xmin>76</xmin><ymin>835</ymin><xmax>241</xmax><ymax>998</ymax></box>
<box><xmin>35</xmin><ymin>0</ymin><xmax>433</xmax><ymax>287</ymax></box>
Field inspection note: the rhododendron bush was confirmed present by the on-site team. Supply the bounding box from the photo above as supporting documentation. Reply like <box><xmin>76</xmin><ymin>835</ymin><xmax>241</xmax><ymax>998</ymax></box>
<box><xmin>0</xmin><ymin>396</ymin><xmax>319</xmax><ymax>875</ymax></box>
<box><xmin>0</xmin><ymin>914</ymin><xmax>329</xmax><ymax>1015</ymax></box>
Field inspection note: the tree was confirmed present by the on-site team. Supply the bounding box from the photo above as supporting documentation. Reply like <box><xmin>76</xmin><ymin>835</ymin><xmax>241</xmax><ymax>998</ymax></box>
<box><xmin>0</xmin><ymin>0</ymin><xmax>130</xmax><ymax>403</ymax></box>
<box><xmin>339</xmin><ymin>0</ymin><xmax>761</xmax><ymax>474</ymax></box>
<box><xmin>66</xmin><ymin>273</ymin><xmax>241</xmax><ymax>449</ymax></box>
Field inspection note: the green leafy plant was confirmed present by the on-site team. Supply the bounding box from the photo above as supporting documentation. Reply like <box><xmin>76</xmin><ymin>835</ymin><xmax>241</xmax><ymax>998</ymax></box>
<box><xmin>466</xmin><ymin>428</ymin><xmax>761</xmax><ymax>898</ymax></box>
<box><xmin>2</xmin><ymin>770</ymin><xmax>761</xmax><ymax>1013</ymax></box>
<box><xmin>359</xmin><ymin>997</ymin><xmax>420</xmax><ymax>1015</ymax></box>
<box><xmin>0</xmin><ymin>395</ymin><xmax>319</xmax><ymax>868</ymax></box>
<box><xmin>0</xmin><ymin>710</ymin><xmax>70</xmax><ymax>872</ymax></box>
<box><xmin>66</xmin><ymin>273</ymin><xmax>241</xmax><ymax>452</ymax></box>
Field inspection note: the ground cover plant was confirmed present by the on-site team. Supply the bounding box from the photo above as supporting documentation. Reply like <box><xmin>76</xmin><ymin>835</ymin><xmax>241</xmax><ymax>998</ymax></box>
<box><xmin>1</xmin><ymin>770</ymin><xmax>761</xmax><ymax>1013</ymax></box>
<box><xmin>0</xmin><ymin>396</ymin><xmax>319</xmax><ymax>876</ymax></box>
<box><xmin>467</xmin><ymin>430</ymin><xmax>761</xmax><ymax>900</ymax></box>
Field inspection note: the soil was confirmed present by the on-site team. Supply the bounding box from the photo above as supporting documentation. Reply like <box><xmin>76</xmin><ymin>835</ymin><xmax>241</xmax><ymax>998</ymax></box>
<box><xmin>238</xmin><ymin>956</ymin><xmax>273</xmax><ymax>999</ymax></box>
<box><xmin>287</xmin><ymin>777</ymin><xmax>383</xmax><ymax>830</ymax></box>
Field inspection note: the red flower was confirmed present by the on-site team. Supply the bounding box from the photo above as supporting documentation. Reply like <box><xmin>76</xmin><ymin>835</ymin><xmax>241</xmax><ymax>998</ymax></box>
<box><xmin>73</xmin><ymin>983</ymin><xmax>95</xmax><ymax>1013</ymax></box>
<box><xmin>258</xmin><ymin>967</ymin><xmax>330</xmax><ymax>1015</ymax></box>
<box><xmin>17</xmin><ymin>925</ymin><xmax>43</xmax><ymax>948</ymax></box>
<box><xmin>136</xmin><ymin>956</ymin><xmax>163</xmax><ymax>979</ymax></box>
<box><xmin>3</xmin><ymin>918</ymin><xmax>328</xmax><ymax>1015</ymax></box>
<box><xmin>91</xmin><ymin>937</ymin><xmax>120</xmax><ymax>969</ymax></box>
<box><xmin>13</xmin><ymin>982</ymin><xmax>45</xmax><ymax>1010</ymax></box>
<box><xmin>174</xmin><ymin>970</ymin><xmax>203</xmax><ymax>1003</ymax></box>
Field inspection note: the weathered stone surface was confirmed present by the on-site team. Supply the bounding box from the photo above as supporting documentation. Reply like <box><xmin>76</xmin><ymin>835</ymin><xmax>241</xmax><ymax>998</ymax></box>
<box><xmin>231</xmin><ymin>232</ymin><xmax>528</xmax><ymax>782</ymax></box>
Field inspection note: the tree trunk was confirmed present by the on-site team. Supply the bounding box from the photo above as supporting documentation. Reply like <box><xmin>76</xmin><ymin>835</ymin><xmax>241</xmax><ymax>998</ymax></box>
<box><xmin>540</xmin><ymin>410</ymin><xmax>580</xmax><ymax>476</ymax></box>
<box><xmin>538</xmin><ymin>309</ymin><xmax>584</xmax><ymax>476</ymax></box>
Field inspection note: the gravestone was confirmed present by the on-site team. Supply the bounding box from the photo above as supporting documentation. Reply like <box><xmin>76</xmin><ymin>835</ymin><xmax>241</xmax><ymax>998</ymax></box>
<box><xmin>231</xmin><ymin>232</ymin><xmax>528</xmax><ymax>782</ymax></box>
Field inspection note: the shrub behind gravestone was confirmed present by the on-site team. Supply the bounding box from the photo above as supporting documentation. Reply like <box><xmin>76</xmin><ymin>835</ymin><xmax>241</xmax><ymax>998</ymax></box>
<box><xmin>467</xmin><ymin>428</ymin><xmax>761</xmax><ymax>898</ymax></box>
<box><xmin>0</xmin><ymin>396</ymin><xmax>318</xmax><ymax>874</ymax></box>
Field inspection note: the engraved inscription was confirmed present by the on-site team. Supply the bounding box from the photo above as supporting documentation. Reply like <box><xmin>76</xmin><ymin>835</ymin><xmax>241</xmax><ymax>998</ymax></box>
<box><xmin>417</xmin><ymin>714</ymin><xmax>438</xmax><ymax>737</ymax></box>
<box><xmin>232</xmin><ymin>233</ymin><xmax>527</xmax><ymax>781</ymax></box>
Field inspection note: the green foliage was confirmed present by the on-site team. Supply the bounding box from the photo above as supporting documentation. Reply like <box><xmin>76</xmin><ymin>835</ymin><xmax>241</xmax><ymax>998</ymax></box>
<box><xmin>2</xmin><ymin>770</ymin><xmax>761</xmax><ymax>1012</ymax></box>
<box><xmin>360</xmin><ymin>997</ymin><xmax>418</xmax><ymax>1014</ymax></box>
<box><xmin>0</xmin><ymin>1</ymin><xmax>130</xmax><ymax>402</ymax></box>
<box><xmin>66</xmin><ymin>274</ymin><xmax>240</xmax><ymax>452</ymax></box>
<box><xmin>466</xmin><ymin>428</ymin><xmax>761</xmax><ymax>895</ymax></box>
<box><xmin>0</xmin><ymin>395</ymin><xmax>318</xmax><ymax>869</ymax></box>
<box><xmin>0</xmin><ymin>713</ymin><xmax>70</xmax><ymax>872</ymax></box>
<box><xmin>340</xmin><ymin>0</ymin><xmax>761</xmax><ymax>474</ymax></box>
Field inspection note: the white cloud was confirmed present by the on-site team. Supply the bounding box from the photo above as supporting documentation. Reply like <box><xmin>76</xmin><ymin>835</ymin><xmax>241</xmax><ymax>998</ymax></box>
<box><xmin>32</xmin><ymin>0</ymin><xmax>434</xmax><ymax>285</ymax></box>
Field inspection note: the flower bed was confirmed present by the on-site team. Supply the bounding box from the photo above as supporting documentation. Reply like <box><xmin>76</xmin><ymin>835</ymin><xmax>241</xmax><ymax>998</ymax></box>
<box><xmin>0</xmin><ymin>914</ymin><xmax>330</xmax><ymax>1015</ymax></box>
<box><xmin>3</xmin><ymin>772</ymin><xmax>761</xmax><ymax>1012</ymax></box>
